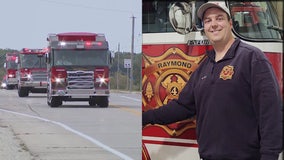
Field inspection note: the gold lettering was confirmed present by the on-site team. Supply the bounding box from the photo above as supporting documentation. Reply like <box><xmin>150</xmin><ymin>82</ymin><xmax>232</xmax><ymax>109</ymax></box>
<box><xmin>157</xmin><ymin>60</ymin><xmax>192</xmax><ymax>69</ymax></box>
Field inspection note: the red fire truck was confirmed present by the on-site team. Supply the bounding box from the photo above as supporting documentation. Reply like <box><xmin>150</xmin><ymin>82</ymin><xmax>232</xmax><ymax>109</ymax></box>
<box><xmin>142</xmin><ymin>1</ymin><xmax>283</xmax><ymax>159</ymax></box>
<box><xmin>3</xmin><ymin>52</ymin><xmax>19</xmax><ymax>89</ymax></box>
<box><xmin>46</xmin><ymin>32</ymin><xmax>111</xmax><ymax>107</ymax></box>
<box><xmin>17</xmin><ymin>48</ymin><xmax>48</xmax><ymax>97</ymax></box>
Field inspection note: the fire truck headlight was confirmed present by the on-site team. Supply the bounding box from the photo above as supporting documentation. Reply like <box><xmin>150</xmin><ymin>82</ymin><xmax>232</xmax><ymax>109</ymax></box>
<box><xmin>1</xmin><ymin>83</ymin><xmax>7</xmax><ymax>88</ymax></box>
<box><xmin>100</xmin><ymin>78</ymin><xmax>106</xmax><ymax>83</ymax></box>
<box><xmin>8</xmin><ymin>74</ymin><xmax>14</xmax><ymax>78</ymax></box>
<box><xmin>96</xmin><ymin>77</ymin><xmax>108</xmax><ymax>87</ymax></box>
<box><xmin>27</xmin><ymin>74</ymin><xmax>32</xmax><ymax>79</ymax></box>
<box><xmin>96</xmin><ymin>77</ymin><xmax>106</xmax><ymax>83</ymax></box>
<box><xmin>59</xmin><ymin>42</ymin><xmax>66</xmax><ymax>46</ymax></box>
<box><xmin>55</xmin><ymin>78</ymin><xmax>65</xmax><ymax>83</ymax></box>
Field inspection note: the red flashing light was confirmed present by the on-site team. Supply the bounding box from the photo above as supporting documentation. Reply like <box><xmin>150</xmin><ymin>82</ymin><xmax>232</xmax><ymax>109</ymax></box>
<box><xmin>22</xmin><ymin>48</ymin><xmax>48</xmax><ymax>54</ymax></box>
<box><xmin>97</xmin><ymin>42</ymin><xmax>102</xmax><ymax>46</ymax></box>
<box><xmin>42</xmin><ymin>48</ymin><xmax>49</xmax><ymax>52</ymax></box>
<box><xmin>85</xmin><ymin>41</ymin><xmax>92</xmax><ymax>46</ymax></box>
<box><xmin>23</xmin><ymin>48</ymin><xmax>30</xmax><ymax>52</ymax></box>
<box><xmin>7</xmin><ymin>56</ymin><xmax>17</xmax><ymax>61</ymax></box>
<box><xmin>57</xmin><ymin>32</ymin><xmax>97</xmax><ymax>41</ymax></box>
<box><xmin>11</xmin><ymin>56</ymin><xmax>17</xmax><ymax>60</ymax></box>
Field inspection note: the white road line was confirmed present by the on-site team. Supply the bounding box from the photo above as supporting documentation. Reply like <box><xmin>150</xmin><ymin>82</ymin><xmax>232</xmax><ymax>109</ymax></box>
<box><xmin>0</xmin><ymin>108</ymin><xmax>133</xmax><ymax>160</ymax></box>
<box><xmin>120</xmin><ymin>95</ymin><xmax>141</xmax><ymax>102</ymax></box>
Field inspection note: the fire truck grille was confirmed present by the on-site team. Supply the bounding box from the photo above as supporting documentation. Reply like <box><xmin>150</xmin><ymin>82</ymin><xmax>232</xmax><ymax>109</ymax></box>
<box><xmin>32</xmin><ymin>70</ymin><xmax>48</xmax><ymax>81</ymax></box>
<box><xmin>67</xmin><ymin>71</ymin><xmax>94</xmax><ymax>89</ymax></box>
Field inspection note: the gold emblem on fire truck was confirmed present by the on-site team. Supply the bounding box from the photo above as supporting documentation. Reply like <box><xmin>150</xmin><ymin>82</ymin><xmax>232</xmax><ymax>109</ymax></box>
<box><xmin>161</xmin><ymin>74</ymin><xmax>185</xmax><ymax>104</ymax></box>
<box><xmin>145</xmin><ymin>82</ymin><xmax>154</xmax><ymax>102</ymax></box>
<box><xmin>142</xmin><ymin>47</ymin><xmax>205</xmax><ymax>109</ymax></box>
<box><xmin>142</xmin><ymin>46</ymin><xmax>207</xmax><ymax>149</ymax></box>
<box><xmin>220</xmin><ymin>65</ymin><xmax>234</xmax><ymax>80</ymax></box>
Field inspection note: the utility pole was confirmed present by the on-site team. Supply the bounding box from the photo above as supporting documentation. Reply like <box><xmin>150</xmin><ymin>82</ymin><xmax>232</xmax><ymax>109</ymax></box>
<box><xmin>116</xmin><ymin>43</ymin><xmax>120</xmax><ymax>90</ymax></box>
<box><xmin>130</xmin><ymin>15</ymin><xmax>135</xmax><ymax>91</ymax></box>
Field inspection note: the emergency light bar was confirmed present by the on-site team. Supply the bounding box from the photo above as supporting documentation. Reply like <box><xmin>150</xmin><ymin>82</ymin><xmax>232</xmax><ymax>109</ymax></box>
<box><xmin>57</xmin><ymin>41</ymin><xmax>105</xmax><ymax>49</ymax></box>
<box><xmin>22</xmin><ymin>48</ymin><xmax>48</xmax><ymax>54</ymax></box>
<box><xmin>95</xmin><ymin>34</ymin><xmax>106</xmax><ymax>41</ymax></box>
<box><xmin>47</xmin><ymin>32</ymin><xmax>108</xmax><ymax>49</ymax></box>
<box><xmin>6</xmin><ymin>55</ymin><xmax>18</xmax><ymax>61</ymax></box>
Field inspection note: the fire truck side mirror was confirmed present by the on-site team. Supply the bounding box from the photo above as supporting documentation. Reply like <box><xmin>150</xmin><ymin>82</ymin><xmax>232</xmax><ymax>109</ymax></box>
<box><xmin>45</xmin><ymin>52</ymin><xmax>50</xmax><ymax>64</ymax></box>
<box><xmin>169</xmin><ymin>2</ymin><xmax>192</xmax><ymax>35</ymax></box>
<box><xmin>109</xmin><ymin>51</ymin><xmax>114</xmax><ymax>64</ymax></box>
<box><xmin>3</xmin><ymin>62</ymin><xmax>6</xmax><ymax>68</ymax></box>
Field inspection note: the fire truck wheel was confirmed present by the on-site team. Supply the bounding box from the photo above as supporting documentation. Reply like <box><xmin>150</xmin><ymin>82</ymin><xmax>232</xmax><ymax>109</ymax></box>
<box><xmin>6</xmin><ymin>85</ymin><xmax>14</xmax><ymax>90</ymax></box>
<box><xmin>89</xmin><ymin>97</ymin><xmax>108</xmax><ymax>107</ymax></box>
<box><xmin>18</xmin><ymin>87</ymin><xmax>29</xmax><ymax>97</ymax></box>
<box><xmin>98</xmin><ymin>97</ymin><xmax>109</xmax><ymax>108</ymax></box>
<box><xmin>50</xmin><ymin>97</ymin><xmax>62</xmax><ymax>107</ymax></box>
<box><xmin>89</xmin><ymin>99</ymin><xmax>96</xmax><ymax>106</ymax></box>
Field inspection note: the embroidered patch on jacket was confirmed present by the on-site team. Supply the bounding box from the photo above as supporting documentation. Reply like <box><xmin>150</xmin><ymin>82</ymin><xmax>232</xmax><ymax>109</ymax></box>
<box><xmin>219</xmin><ymin>65</ymin><xmax>234</xmax><ymax>80</ymax></box>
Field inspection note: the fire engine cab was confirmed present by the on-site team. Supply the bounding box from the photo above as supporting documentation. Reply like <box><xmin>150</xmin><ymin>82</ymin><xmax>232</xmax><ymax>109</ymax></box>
<box><xmin>46</xmin><ymin>32</ymin><xmax>111</xmax><ymax>107</ymax></box>
<box><xmin>17</xmin><ymin>48</ymin><xmax>48</xmax><ymax>97</ymax></box>
<box><xmin>4</xmin><ymin>52</ymin><xmax>19</xmax><ymax>89</ymax></box>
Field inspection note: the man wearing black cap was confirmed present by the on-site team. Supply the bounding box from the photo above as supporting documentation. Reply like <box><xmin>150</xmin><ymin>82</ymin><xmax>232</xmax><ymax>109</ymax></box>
<box><xmin>142</xmin><ymin>1</ymin><xmax>282</xmax><ymax>160</ymax></box>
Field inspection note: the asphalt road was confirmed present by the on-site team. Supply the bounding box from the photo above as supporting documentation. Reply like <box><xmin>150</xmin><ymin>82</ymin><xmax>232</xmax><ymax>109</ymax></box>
<box><xmin>0</xmin><ymin>89</ymin><xmax>141</xmax><ymax>160</ymax></box>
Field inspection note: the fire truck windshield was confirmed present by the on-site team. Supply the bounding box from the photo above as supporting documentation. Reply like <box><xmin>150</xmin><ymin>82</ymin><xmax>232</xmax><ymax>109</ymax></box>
<box><xmin>7</xmin><ymin>61</ymin><xmax>17</xmax><ymax>69</ymax></box>
<box><xmin>53</xmin><ymin>49</ymin><xmax>109</xmax><ymax>66</ymax></box>
<box><xmin>143</xmin><ymin>0</ymin><xmax>176</xmax><ymax>33</ymax></box>
<box><xmin>229</xmin><ymin>1</ymin><xmax>282</xmax><ymax>40</ymax></box>
<box><xmin>20</xmin><ymin>54</ymin><xmax>47</xmax><ymax>68</ymax></box>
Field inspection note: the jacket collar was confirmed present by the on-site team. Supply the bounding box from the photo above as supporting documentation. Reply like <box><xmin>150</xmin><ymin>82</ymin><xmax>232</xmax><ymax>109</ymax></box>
<box><xmin>206</xmin><ymin>38</ymin><xmax>241</xmax><ymax>62</ymax></box>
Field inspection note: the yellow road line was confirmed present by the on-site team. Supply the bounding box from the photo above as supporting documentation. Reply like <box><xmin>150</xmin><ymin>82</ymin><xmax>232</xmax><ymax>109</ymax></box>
<box><xmin>110</xmin><ymin>105</ymin><xmax>141</xmax><ymax>116</ymax></box>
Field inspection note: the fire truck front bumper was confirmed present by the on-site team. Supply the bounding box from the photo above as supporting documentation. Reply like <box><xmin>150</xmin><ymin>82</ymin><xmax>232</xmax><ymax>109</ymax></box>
<box><xmin>51</xmin><ymin>89</ymin><xmax>110</xmax><ymax>99</ymax></box>
<box><xmin>20</xmin><ymin>81</ymin><xmax>48</xmax><ymax>88</ymax></box>
<box><xmin>6</xmin><ymin>78</ymin><xmax>17</xmax><ymax>85</ymax></box>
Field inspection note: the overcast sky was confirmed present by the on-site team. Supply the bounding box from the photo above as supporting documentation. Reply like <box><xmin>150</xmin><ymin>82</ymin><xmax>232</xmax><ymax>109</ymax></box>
<box><xmin>0</xmin><ymin>0</ymin><xmax>141</xmax><ymax>53</ymax></box>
